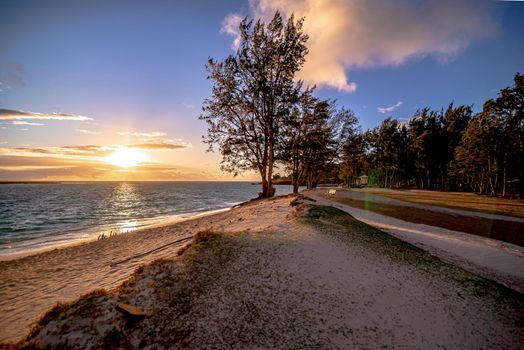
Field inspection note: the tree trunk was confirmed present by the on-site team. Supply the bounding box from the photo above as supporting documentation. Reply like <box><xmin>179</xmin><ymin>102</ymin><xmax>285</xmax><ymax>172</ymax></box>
<box><xmin>502</xmin><ymin>153</ymin><xmax>507</xmax><ymax>197</ymax></box>
<box><xmin>292</xmin><ymin>171</ymin><xmax>300</xmax><ymax>194</ymax></box>
<box><xmin>306</xmin><ymin>170</ymin><xmax>315</xmax><ymax>189</ymax></box>
<box><xmin>261</xmin><ymin>177</ymin><xmax>269</xmax><ymax>198</ymax></box>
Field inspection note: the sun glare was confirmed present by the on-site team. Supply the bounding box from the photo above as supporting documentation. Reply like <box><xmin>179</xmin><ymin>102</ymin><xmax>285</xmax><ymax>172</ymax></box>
<box><xmin>105</xmin><ymin>147</ymin><xmax>148</xmax><ymax>168</ymax></box>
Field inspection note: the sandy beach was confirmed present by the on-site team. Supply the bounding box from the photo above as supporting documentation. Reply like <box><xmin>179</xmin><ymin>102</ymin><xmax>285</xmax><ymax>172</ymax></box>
<box><xmin>2</xmin><ymin>195</ymin><xmax>523</xmax><ymax>348</ymax></box>
<box><xmin>0</xmin><ymin>199</ymin><xmax>279</xmax><ymax>343</ymax></box>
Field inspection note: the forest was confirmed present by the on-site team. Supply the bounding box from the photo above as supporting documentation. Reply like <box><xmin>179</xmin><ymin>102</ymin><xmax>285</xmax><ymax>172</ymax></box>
<box><xmin>200</xmin><ymin>12</ymin><xmax>523</xmax><ymax>198</ymax></box>
<box><xmin>332</xmin><ymin>72</ymin><xmax>523</xmax><ymax>198</ymax></box>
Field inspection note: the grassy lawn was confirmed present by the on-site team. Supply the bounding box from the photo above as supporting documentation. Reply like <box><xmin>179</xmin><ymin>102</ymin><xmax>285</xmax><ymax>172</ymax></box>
<box><xmin>328</xmin><ymin>195</ymin><xmax>524</xmax><ymax>247</ymax></box>
<box><xmin>368</xmin><ymin>189</ymin><xmax>524</xmax><ymax>218</ymax></box>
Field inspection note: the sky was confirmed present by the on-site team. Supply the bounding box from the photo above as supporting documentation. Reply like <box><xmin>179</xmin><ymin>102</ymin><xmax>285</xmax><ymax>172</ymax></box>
<box><xmin>0</xmin><ymin>0</ymin><xmax>523</xmax><ymax>181</ymax></box>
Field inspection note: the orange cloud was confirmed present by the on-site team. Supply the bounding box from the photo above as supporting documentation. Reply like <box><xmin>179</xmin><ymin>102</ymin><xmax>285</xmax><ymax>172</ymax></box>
<box><xmin>128</xmin><ymin>142</ymin><xmax>187</xmax><ymax>150</ymax></box>
<box><xmin>224</xmin><ymin>0</ymin><xmax>498</xmax><ymax>92</ymax></box>
<box><xmin>0</xmin><ymin>108</ymin><xmax>91</xmax><ymax>121</ymax></box>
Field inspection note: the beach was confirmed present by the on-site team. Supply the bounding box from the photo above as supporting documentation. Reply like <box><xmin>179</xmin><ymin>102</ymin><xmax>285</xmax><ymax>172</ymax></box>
<box><xmin>2</xmin><ymin>194</ymin><xmax>523</xmax><ymax>348</ymax></box>
<box><xmin>0</xmin><ymin>198</ymin><xmax>275</xmax><ymax>343</ymax></box>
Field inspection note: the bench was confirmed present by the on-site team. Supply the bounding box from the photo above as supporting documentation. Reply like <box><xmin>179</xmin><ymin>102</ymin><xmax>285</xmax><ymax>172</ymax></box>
<box><xmin>327</xmin><ymin>189</ymin><xmax>337</xmax><ymax>197</ymax></box>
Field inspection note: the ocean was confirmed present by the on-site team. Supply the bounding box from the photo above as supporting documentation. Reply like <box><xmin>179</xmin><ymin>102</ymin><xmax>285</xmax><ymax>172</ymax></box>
<box><xmin>0</xmin><ymin>181</ymin><xmax>294</xmax><ymax>256</ymax></box>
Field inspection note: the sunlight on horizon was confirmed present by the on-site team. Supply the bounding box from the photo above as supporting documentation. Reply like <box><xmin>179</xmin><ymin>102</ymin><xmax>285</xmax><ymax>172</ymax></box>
<box><xmin>105</xmin><ymin>147</ymin><xmax>149</xmax><ymax>168</ymax></box>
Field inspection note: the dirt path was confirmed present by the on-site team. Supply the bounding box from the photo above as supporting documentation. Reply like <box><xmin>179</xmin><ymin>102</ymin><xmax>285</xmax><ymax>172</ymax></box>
<box><xmin>308</xmin><ymin>189</ymin><xmax>524</xmax><ymax>294</ymax></box>
<box><xmin>17</xmin><ymin>197</ymin><xmax>523</xmax><ymax>349</ymax></box>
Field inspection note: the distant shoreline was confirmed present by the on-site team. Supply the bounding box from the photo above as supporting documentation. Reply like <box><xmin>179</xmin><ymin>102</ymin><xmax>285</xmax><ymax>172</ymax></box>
<box><xmin>0</xmin><ymin>181</ymin><xmax>62</xmax><ymax>185</ymax></box>
<box><xmin>0</xmin><ymin>180</ymin><xmax>260</xmax><ymax>185</ymax></box>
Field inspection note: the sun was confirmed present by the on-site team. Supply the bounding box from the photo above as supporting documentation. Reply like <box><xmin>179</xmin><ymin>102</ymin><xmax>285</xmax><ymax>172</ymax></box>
<box><xmin>105</xmin><ymin>147</ymin><xmax>148</xmax><ymax>168</ymax></box>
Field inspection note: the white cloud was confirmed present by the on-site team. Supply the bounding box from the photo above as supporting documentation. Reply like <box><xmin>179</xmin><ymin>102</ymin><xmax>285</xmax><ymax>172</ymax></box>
<box><xmin>12</xmin><ymin>121</ymin><xmax>44</xmax><ymax>126</ymax></box>
<box><xmin>221</xmin><ymin>14</ymin><xmax>243</xmax><ymax>50</ymax></box>
<box><xmin>0</xmin><ymin>108</ymin><xmax>91</xmax><ymax>121</ymax></box>
<box><xmin>378</xmin><ymin>101</ymin><xmax>403</xmax><ymax>114</ymax></box>
<box><xmin>76</xmin><ymin>129</ymin><xmax>102</xmax><ymax>135</ymax></box>
<box><xmin>223</xmin><ymin>0</ymin><xmax>498</xmax><ymax>92</ymax></box>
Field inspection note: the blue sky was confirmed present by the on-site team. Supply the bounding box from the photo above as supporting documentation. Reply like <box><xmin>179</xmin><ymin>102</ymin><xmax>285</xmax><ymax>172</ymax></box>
<box><xmin>0</xmin><ymin>0</ymin><xmax>523</xmax><ymax>180</ymax></box>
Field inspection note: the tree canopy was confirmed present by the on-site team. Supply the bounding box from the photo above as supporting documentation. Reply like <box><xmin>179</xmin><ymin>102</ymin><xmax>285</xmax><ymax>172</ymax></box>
<box><xmin>200</xmin><ymin>12</ymin><xmax>308</xmax><ymax>197</ymax></box>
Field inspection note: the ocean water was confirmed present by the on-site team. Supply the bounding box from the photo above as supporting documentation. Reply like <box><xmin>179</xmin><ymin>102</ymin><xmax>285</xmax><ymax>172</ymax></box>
<box><xmin>0</xmin><ymin>181</ymin><xmax>294</xmax><ymax>256</ymax></box>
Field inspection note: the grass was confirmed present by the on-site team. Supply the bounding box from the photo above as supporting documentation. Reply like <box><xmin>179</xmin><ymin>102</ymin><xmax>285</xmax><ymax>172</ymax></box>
<box><xmin>14</xmin><ymin>229</ymin><xmax>241</xmax><ymax>349</ymax></box>
<box><xmin>328</xmin><ymin>195</ymin><xmax>524</xmax><ymax>247</ymax></box>
<box><xmin>369</xmin><ymin>188</ymin><xmax>524</xmax><ymax>218</ymax></box>
<box><xmin>10</xmin><ymin>289</ymin><xmax>111</xmax><ymax>349</ymax></box>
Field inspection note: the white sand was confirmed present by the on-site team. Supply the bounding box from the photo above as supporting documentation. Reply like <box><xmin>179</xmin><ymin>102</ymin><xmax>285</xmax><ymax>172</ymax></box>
<box><xmin>0</xmin><ymin>199</ymin><xmax>286</xmax><ymax>343</ymax></box>
<box><xmin>17</xmin><ymin>196</ymin><xmax>523</xmax><ymax>349</ymax></box>
<box><xmin>308</xmin><ymin>189</ymin><xmax>524</xmax><ymax>294</ymax></box>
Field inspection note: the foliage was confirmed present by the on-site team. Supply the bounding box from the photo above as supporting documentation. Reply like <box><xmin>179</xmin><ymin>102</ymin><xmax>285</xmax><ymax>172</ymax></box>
<box><xmin>200</xmin><ymin>11</ymin><xmax>308</xmax><ymax>197</ymax></box>
<box><xmin>336</xmin><ymin>74</ymin><xmax>522</xmax><ymax>197</ymax></box>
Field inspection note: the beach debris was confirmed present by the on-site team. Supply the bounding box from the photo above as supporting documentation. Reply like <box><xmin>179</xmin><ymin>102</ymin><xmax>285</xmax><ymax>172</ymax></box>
<box><xmin>116</xmin><ymin>303</ymin><xmax>146</xmax><ymax>318</ymax></box>
<box><xmin>98</xmin><ymin>231</ymin><xmax>119</xmax><ymax>240</ymax></box>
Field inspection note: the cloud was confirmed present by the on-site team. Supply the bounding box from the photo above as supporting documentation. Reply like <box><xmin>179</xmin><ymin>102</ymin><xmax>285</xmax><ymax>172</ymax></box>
<box><xmin>224</xmin><ymin>0</ymin><xmax>498</xmax><ymax>92</ymax></box>
<box><xmin>0</xmin><ymin>108</ymin><xmax>91</xmax><ymax>121</ymax></box>
<box><xmin>12</xmin><ymin>121</ymin><xmax>44</xmax><ymax>126</ymax></box>
<box><xmin>378</xmin><ymin>101</ymin><xmax>403</xmax><ymax>114</ymax></box>
<box><xmin>76</xmin><ymin>129</ymin><xmax>102</xmax><ymax>135</ymax></box>
<box><xmin>2</xmin><ymin>142</ymin><xmax>186</xmax><ymax>160</ymax></box>
<box><xmin>0</xmin><ymin>81</ymin><xmax>10</xmax><ymax>93</ymax></box>
<box><xmin>221</xmin><ymin>14</ymin><xmax>243</xmax><ymax>50</ymax></box>
<box><xmin>118</xmin><ymin>131</ymin><xmax>167</xmax><ymax>138</ymax></box>
<box><xmin>4</xmin><ymin>145</ymin><xmax>114</xmax><ymax>158</ymax></box>
<box><xmin>0</xmin><ymin>154</ymin><xmax>218</xmax><ymax>181</ymax></box>
<box><xmin>128</xmin><ymin>142</ymin><xmax>187</xmax><ymax>150</ymax></box>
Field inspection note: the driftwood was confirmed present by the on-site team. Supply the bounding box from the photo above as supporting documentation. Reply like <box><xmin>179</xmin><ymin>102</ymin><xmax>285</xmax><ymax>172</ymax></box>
<box><xmin>116</xmin><ymin>303</ymin><xmax>146</xmax><ymax>318</ymax></box>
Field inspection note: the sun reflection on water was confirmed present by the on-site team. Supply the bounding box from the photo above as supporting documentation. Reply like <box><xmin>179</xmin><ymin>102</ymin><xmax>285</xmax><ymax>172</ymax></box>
<box><xmin>118</xmin><ymin>220</ymin><xmax>139</xmax><ymax>232</ymax></box>
<box><xmin>110</xmin><ymin>183</ymin><xmax>143</xmax><ymax>231</ymax></box>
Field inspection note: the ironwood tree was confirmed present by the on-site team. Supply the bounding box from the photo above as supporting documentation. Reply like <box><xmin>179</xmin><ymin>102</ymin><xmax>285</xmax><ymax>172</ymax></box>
<box><xmin>200</xmin><ymin>12</ymin><xmax>308</xmax><ymax>198</ymax></box>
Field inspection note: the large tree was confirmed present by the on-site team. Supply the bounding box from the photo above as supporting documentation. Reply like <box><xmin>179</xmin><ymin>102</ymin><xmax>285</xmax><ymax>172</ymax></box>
<box><xmin>200</xmin><ymin>12</ymin><xmax>308</xmax><ymax>197</ymax></box>
<box><xmin>279</xmin><ymin>87</ymin><xmax>316</xmax><ymax>194</ymax></box>
<box><xmin>492</xmin><ymin>73</ymin><xmax>524</xmax><ymax>197</ymax></box>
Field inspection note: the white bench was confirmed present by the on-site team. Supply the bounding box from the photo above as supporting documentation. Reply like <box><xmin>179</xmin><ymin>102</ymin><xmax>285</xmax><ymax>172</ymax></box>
<box><xmin>327</xmin><ymin>189</ymin><xmax>337</xmax><ymax>197</ymax></box>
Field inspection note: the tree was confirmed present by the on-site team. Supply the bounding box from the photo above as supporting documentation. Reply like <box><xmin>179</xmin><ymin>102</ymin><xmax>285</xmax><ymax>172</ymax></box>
<box><xmin>492</xmin><ymin>73</ymin><xmax>524</xmax><ymax>197</ymax></box>
<box><xmin>200</xmin><ymin>12</ymin><xmax>308</xmax><ymax>197</ymax></box>
<box><xmin>279</xmin><ymin>87</ymin><xmax>316</xmax><ymax>194</ymax></box>
<box><xmin>454</xmin><ymin>110</ymin><xmax>501</xmax><ymax>195</ymax></box>
<box><xmin>339</xmin><ymin>131</ymin><xmax>368</xmax><ymax>186</ymax></box>
<box><xmin>299</xmin><ymin>101</ymin><xmax>358</xmax><ymax>189</ymax></box>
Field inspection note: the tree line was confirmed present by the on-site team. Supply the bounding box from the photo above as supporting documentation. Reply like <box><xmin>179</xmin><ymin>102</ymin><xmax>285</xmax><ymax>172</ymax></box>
<box><xmin>200</xmin><ymin>12</ymin><xmax>523</xmax><ymax>198</ymax></box>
